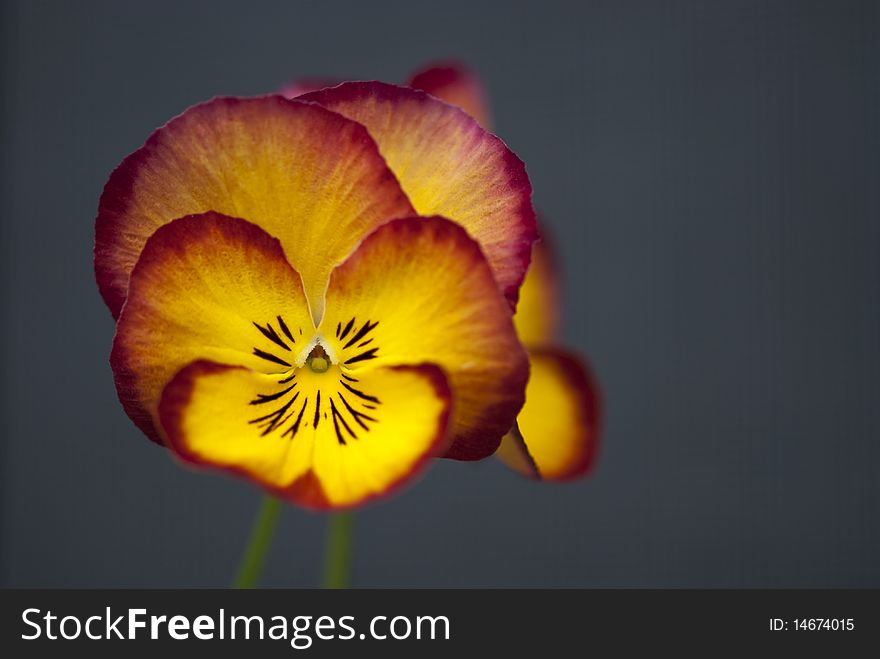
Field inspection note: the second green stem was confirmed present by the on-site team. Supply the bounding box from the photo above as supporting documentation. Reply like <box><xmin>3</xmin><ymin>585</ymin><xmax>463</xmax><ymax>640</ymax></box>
<box><xmin>322</xmin><ymin>511</ymin><xmax>353</xmax><ymax>589</ymax></box>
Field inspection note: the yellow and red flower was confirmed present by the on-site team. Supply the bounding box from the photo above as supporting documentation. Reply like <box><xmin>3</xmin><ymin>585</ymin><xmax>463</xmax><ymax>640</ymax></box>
<box><xmin>95</xmin><ymin>90</ymin><xmax>535</xmax><ymax>508</ymax></box>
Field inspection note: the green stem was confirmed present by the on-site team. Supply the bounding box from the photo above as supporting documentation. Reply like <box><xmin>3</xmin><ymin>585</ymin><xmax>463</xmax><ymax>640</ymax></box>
<box><xmin>233</xmin><ymin>495</ymin><xmax>282</xmax><ymax>589</ymax></box>
<box><xmin>322</xmin><ymin>511</ymin><xmax>354</xmax><ymax>589</ymax></box>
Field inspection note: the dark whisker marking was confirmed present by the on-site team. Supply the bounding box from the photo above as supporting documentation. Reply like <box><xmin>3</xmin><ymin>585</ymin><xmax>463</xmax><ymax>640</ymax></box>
<box><xmin>340</xmin><ymin>373</ymin><xmax>358</xmax><ymax>382</ymax></box>
<box><xmin>253</xmin><ymin>322</ymin><xmax>291</xmax><ymax>351</ymax></box>
<box><xmin>344</xmin><ymin>347</ymin><xmax>378</xmax><ymax>365</ymax></box>
<box><xmin>276</xmin><ymin>315</ymin><xmax>296</xmax><ymax>343</ymax></box>
<box><xmin>249</xmin><ymin>392</ymin><xmax>300</xmax><ymax>436</ymax></box>
<box><xmin>363</xmin><ymin>404</ymin><xmax>377</xmax><ymax>410</ymax></box>
<box><xmin>313</xmin><ymin>390</ymin><xmax>321</xmax><ymax>429</ymax></box>
<box><xmin>330</xmin><ymin>398</ymin><xmax>356</xmax><ymax>445</ymax></box>
<box><xmin>249</xmin><ymin>392</ymin><xmax>298</xmax><ymax>425</ymax></box>
<box><xmin>342</xmin><ymin>320</ymin><xmax>379</xmax><ymax>350</ymax></box>
<box><xmin>357</xmin><ymin>338</ymin><xmax>374</xmax><ymax>348</ymax></box>
<box><xmin>299</xmin><ymin>328</ymin><xmax>303</xmax><ymax>335</ymax></box>
<box><xmin>330</xmin><ymin>401</ymin><xmax>345</xmax><ymax>445</ymax></box>
<box><xmin>340</xmin><ymin>380</ymin><xmax>380</xmax><ymax>404</ymax></box>
<box><xmin>276</xmin><ymin>407</ymin><xmax>298</xmax><ymax>429</ymax></box>
<box><xmin>284</xmin><ymin>398</ymin><xmax>308</xmax><ymax>439</ymax></box>
<box><xmin>278</xmin><ymin>373</ymin><xmax>296</xmax><ymax>384</ymax></box>
<box><xmin>339</xmin><ymin>318</ymin><xmax>355</xmax><ymax>341</ymax></box>
<box><xmin>335</xmin><ymin>322</ymin><xmax>341</xmax><ymax>338</ymax></box>
<box><xmin>250</xmin><ymin>383</ymin><xmax>296</xmax><ymax>405</ymax></box>
<box><xmin>253</xmin><ymin>348</ymin><xmax>291</xmax><ymax>367</ymax></box>
<box><xmin>338</xmin><ymin>393</ymin><xmax>377</xmax><ymax>431</ymax></box>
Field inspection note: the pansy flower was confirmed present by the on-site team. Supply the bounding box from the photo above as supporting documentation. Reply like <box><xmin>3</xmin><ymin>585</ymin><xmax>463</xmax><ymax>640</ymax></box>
<box><xmin>95</xmin><ymin>91</ymin><xmax>536</xmax><ymax>508</ymax></box>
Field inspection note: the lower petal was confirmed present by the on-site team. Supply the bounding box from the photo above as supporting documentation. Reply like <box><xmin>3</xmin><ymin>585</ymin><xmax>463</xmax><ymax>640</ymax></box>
<box><xmin>159</xmin><ymin>361</ymin><xmax>451</xmax><ymax>510</ymax></box>
<box><xmin>496</xmin><ymin>348</ymin><xmax>601</xmax><ymax>480</ymax></box>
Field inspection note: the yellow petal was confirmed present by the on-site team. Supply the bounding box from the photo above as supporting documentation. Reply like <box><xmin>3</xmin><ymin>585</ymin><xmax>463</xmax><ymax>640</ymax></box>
<box><xmin>319</xmin><ymin>216</ymin><xmax>529</xmax><ymax>460</ymax></box>
<box><xmin>496</xmin><ymin>349</ymin><xmax>601</xmax><ymax>480</ymax></box>
<box><xmin>159</xmin><ymin>360</ymin><xmax>451</xmax><ymax>510</ymax></box>
<box><xmin>513</xmin><ymin>238</ymin><xmax>561</xmax><ymax>346</ymax></box>
<box><xmin>96</xmin><ymin>96</ymin><xmax>414</xmax><ymax>319</ymax></box>
<box><xmin>111</xmin><ymin>213</ymin><xmax>314</xmax><ymax>442</ymax></box>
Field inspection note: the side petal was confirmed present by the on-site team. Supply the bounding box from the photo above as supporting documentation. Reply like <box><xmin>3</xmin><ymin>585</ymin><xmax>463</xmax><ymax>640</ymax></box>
<box><xmin>111</xmin><ymin>212</ymin><xmax>314</xmax><ymax>443</ymax></box>
<box><xmin>95</xmin><ymin>95</ymin><xmax>414</xmax><ymax>319</ymax></box>
<box><xmin>496</xmin><ymin>348</ymin><xmax>601</xmax><ymax>480</ymax></box>
<box><xmin>300</xmin><ymin>81</ymin><xmax>537</xmax><ymax>308</ymax></box>
<box><xmin>159</xmin><ymin>360</ymin><xmax>451</xmax><ymax>510</ymax></box>
<box><xmin>319</xmin><ymin>216</ymin><xmax>529</xmax><ymax>460</ymax></box>
<box><xmin>514</xmin><ymin>236</ymin><xmax>561</xmax><ymax>346</ymax></box>
<box><xmin>407</xmin><ymin>61</ymin><xmax>492</xmax><ymax>128</ymax></box>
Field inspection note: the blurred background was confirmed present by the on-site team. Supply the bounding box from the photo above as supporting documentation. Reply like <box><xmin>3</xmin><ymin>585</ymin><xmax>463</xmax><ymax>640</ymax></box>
<box><xmin>1</xmin><ymin>0</ymin><xmax>878</xmax><ymax>587</ymax></box>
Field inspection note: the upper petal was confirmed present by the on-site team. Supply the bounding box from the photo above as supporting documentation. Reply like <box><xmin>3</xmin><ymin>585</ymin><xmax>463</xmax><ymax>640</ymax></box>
<box><xmin>300</xmin><ymin>81</ymin><xmax>537</xmax><ymax>309</ymax></box>
<box><xmin>408</xmin><ymin>61</ymin><xmax>492</xmax><ymax>128</ymax></box>
<box><xmin>111</xmin><ymin>212</ymin><xmax>314</xmax><ymax>442</ymax></box>
<box><xmin>95</xmin><ymin>95</ymin><xmax>414</xmax><ymax>319</ymax></box>
<box><xmin>496</xmin><ymin>348</ymin><xmax>601</xmax><ymax>480</ymax></box>
<box><xmin>319</xmin><ymin>216</ymin><xmax>529</xmax><ymax>460</ymax></box>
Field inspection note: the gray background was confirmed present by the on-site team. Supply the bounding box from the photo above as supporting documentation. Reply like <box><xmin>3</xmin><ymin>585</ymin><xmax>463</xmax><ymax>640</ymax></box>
<box><xmin>2</xmin><ymin>0</ymin><xmax>878</xmax><ymax>587</ymax></box>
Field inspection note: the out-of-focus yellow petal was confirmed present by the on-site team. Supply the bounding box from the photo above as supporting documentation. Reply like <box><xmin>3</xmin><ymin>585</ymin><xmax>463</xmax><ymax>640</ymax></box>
<box><xmin>319</xmin><ymin>216</ymin><xmax>529</xmax><ymax>461</ymax></box>
<box><xmin>513</xmin><ymin>238</ymin><xmax>561</xmax><ymax>346</ymax></box>
<box><xmin>159</xmin><ymin>361</ymin><xmax>451</xmax><ymax>510</ymax></box>
<box><xmin>300</xmin><ymin>81</ymin><xmax>537</xmax><ymax>309</ymax></box>
<box><xmin>111</xmin><ymin>213</ymin><xmax>314</xmax><ymax>443</ymax></box>
<box><xmin>408</xmin><ymin>61</ymin><xmax>493</xmax><ymax>128</ymax></box>
<box><xmin>95</xmin><ymin>95</ymin><xmax>414</xmax><ymax>319</ymax></box>
<box><xmin>496</xmin><ymin>348</ymin><xmax>601</xmax><ymax>481</ymax></box>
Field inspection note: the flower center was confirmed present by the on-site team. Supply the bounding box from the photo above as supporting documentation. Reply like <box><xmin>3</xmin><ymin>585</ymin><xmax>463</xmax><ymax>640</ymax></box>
<box><xmin>307</xmin><ymin>345</ymin><xmax>331</xmax><ymax>374</ymax></box>
<box><xmin>246</xmin><ymin>316</ymin><xmax>384</xmax><ymax>445</ymax></box>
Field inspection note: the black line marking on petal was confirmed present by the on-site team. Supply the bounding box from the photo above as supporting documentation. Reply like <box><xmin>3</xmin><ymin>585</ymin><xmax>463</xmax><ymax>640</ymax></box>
<box><xmin>357</xmin><ymin>338</ymin><xmax>374</xmax><ymax>348</ymax></box>
<box><xmin>278</xmin><ymin>373</ymin><xmax>296</xmax><ymax>384</ymax></box>
<box><xmin>253</xmin><ymin>321</ymin><xmax>291</xmax><ymax>351</ymax></box>
<box><xmin>335</xmin><ymin>322</ymin><xmax>341</xmax><ymax>338</ymax></box>
<box><xmin>313</xmin><ymin>390</ymin><xmax>321</xmax><ymax>429</ymax></box>
<box><xmin>339</xmin><ymin>318</ymin><xmax>355</xmax><ymax>341</ymax></box>
<box><xmin>344</xmin><ymin>347</ymin><xmax>378</xmax><ymax>365</ymax></box>
<box><xmin>338</xmin><ymin>393</ymin><xmax>377</xmax><ymax>431</ymax></box>
<box><xmin>330</xmin><ymin>398</ymin><xmax>355</xmax><ymax>445</ymax></box>
<box><xmin>340</xmin><ymin>380</ymin><xmax>380</xmax><ymax>404</ymax></box>
<box><xmin>249</xmin><ymin>392</ymin><xmax>300</xmax><ymax>436</ymax></box>
<box><xmin>250</xmin><ymin>383</ymin><xmax>296</xmax><ymax>405</ymax></box>
<box><xmin>340</xmin><ymin>373</ymin><xmax>358</xmax><ymax>383</ymax></box>
<box><xmin>284</xmin><ymin>398</ymin><xmax>308</xmax><ymax>439</ymax></box>
<box><xmin>343</xmin><ymin>320</ymin><xmax>379</xmax><ymax>350</ymax></box>
<box><xmin>363</xmin><ymin>404</ymin><xmax>377</xmax><ymax>410</ymax></box>
<box><xmin>253</xmin><ymin>348</ymin><xmax>291</xmax><ymax>367</ymax></box>
<box><xmin>277</xmin><ymin>315</ymin><xmax>296</xmax><ymax>343</ymax></box>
